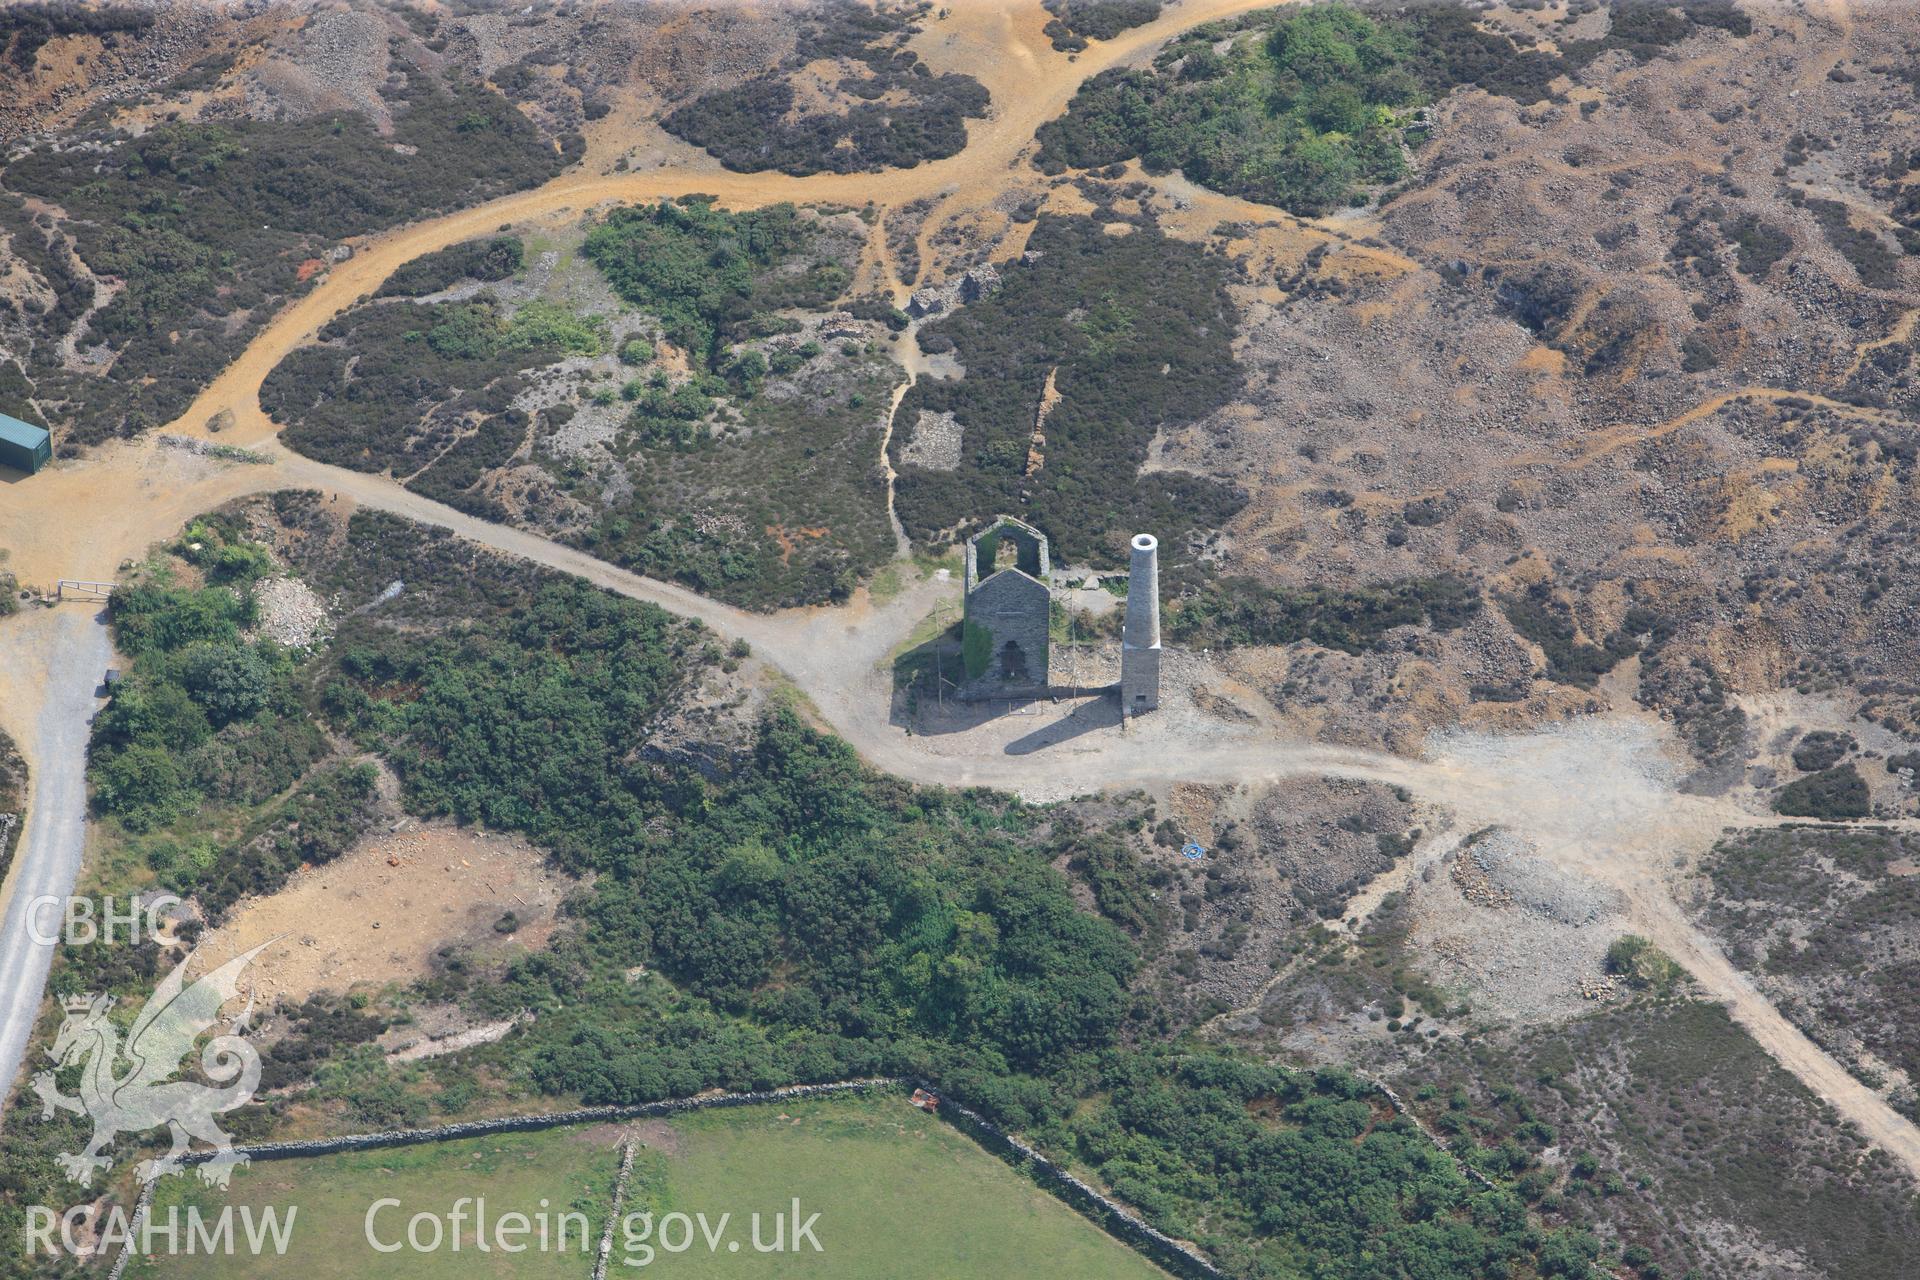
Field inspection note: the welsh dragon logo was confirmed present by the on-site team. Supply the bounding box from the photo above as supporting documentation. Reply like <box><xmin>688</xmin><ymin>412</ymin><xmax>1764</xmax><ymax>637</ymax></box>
<box><xmin>31</xmin><ymin>940</ymin><xmax>275</xmax><ymax>1188</ymax></box>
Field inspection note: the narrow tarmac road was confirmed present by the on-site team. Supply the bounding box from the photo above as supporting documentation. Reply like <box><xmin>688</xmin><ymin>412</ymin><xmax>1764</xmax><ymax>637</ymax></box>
<box><xmin>0</xmin><ymin>608</ymin><xmax>111</xmax><ymax>1116</ymax></box>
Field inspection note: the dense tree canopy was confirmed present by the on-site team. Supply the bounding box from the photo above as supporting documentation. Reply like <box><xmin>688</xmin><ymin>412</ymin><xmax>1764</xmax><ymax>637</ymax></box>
<box><xmin>1037</xmin><ymin>5</ymin><xmax>1425</xmax><ymax>215</ymax></box>
<box><xmin>1037</xmin><ymin>1</ymin><xmax>1751</xmax><ymax>215</ymax></box>
<box><xmin>581</xmin><ymin>199</ymin><xmax>840</xmax><ymax>365</ymax></box>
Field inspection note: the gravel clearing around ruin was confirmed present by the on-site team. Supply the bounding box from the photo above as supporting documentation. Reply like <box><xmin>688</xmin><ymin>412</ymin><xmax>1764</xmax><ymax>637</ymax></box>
<box><xmin>1423</xmin><ymin>716</ymin><xmax>1703</xmax><ymax>865</ymax></box>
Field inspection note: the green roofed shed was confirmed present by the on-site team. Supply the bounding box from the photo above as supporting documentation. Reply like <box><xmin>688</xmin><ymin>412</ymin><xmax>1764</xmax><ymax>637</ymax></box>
<box><xmin>0</xmin><ymin>413</ymin><xmax>51</xmax><ymax>475</ymax></box>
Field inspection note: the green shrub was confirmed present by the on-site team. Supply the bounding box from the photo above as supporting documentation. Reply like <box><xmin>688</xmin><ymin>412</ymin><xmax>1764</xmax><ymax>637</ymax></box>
<box><xmin>322</xmin><ymin>579</ymin><xmax>691</xmax><ymax>863</ymax></box>
<box><xmin>660</xmin><ymin>2</ymin><xmax>987</xmax><ymax>175</ymax></box>
<box><xmin>109</xmin><ymin>581</ymin><xmax>253</xmax><ymax>655</ymax></box>
<box><xmin>207</xmin><ymin>542</ymin><xmax>274</xmax><ymax>583</ymax></box>
<box><xmin>1791</xmin><ymin>730</ymin><xmax>1855</xmax><ymax>772</ymax></box>
<box><xmin>1774</xmin><ymin>764</ymin><xmax>1870</xmax><ymax>820</ymax></box>
<box><xmin>426</xmin><ymin>302</ymin><xmax>503</xmax><ymax>359</ymax></box>
<box><xmin>94</xmin><ymin>743</ymin><xmax>195</xmax><ymax>832</ymax></box>
<box><xmin>724</xmin><ymin>349</ymin><xmax>767</xmax><ymax>397</ymax></box>
<box><xmin>378</xmin><ymin>236</ymin><xmax>524</xmax><ymax>298</ymax></box>
<box><xmin>1052</xmin><ymin>1048</ymin><xmax>1605</xmax><ymax>1278</ymax></box>
<box><xmin>1174</xmin><ymin>573</ymin><xmax>1479</xmax><ymax>653</ymax></box>
<box><xmin>582</xmin><ymin>199</ymin><xmax>832</xmax><ymax>366</ymax></box>
<box><xmin>503</xmin><ymin>300</ymin><xmax>606</xmax><ymax>356</ymax></box>
<box><xmin>187</xmin><ymin>717</ymin><xmax>329</xmax><ymax>806</ymax></box>
<box><xmin>1037</xmin><ymin>4</ymin><xmax>1425</xmax><ymax>216</ymax></box>
<box><xmin>176</xmin><ymin>521</ymin><xmax>274</xmax><ymax>582</ymax></box>
<box><xmin>626</xmin><ymin>383</ymin><xmax>715</xmax><ymax>448</ymax></box>
<box><xmin>1606</xmin><ymin>935</ymin><xmax>1683</xmax><ymax>993</ymax></box>
<box><xmin>179</xmin><ymin>641</ymin><xmax>275</xmax><ymax>727</ymax></box>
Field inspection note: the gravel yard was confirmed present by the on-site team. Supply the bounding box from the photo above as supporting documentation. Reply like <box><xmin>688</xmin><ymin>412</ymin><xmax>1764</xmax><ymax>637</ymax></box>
<box><xmin>251</xmin><ymin>575</ymin><xmax>329</xmax><ymax>650</ymax></box>
<box><xmin>1406</xmin><ymin>828</ymin><xmax>1625</xmax><ymax>1022</ymax></box>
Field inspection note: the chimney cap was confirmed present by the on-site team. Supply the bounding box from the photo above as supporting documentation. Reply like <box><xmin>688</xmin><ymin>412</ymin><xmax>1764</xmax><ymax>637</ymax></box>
<box><xmin>1131</xmin><ymin>533</ymin><xmax>1157</xmax><ymax>552</ymax></box>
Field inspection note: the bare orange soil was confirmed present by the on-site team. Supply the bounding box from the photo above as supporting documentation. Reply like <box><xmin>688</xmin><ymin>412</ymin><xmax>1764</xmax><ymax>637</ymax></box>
<box><xmin>188</xmin><ymin>826</ymin><xmax>572</xmax><ymax>1005</ymax></box>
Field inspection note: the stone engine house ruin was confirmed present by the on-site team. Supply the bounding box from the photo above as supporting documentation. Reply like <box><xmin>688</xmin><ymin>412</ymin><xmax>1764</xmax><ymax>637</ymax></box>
<box><xmin>959</xmin><ymin>516</ymin><xmax>1162</xmax><ymax>713</ymax></box>
<box><xmin>961</xmin><ymin>516</ymin><xmax>1051</xmax><ymax>700</ymax></box>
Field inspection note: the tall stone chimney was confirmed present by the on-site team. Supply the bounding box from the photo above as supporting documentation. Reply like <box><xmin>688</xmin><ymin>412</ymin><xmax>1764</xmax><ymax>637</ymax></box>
<box><xmin>1121</xmin><ymin>533</ymin><xmax>1160</xmax><ymax>714</ymax></box>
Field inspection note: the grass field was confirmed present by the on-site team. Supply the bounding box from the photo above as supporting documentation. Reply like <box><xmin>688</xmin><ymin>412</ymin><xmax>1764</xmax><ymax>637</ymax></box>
<box><xmin>133</xmin><ymin>1096</ymin><xmax>1166</xmax><ymax>1278</ymax></box>
<box><xmin>134</xmin><ymin>1127</ymin><xmax>614</xmax><ymax>1279</ymax></box>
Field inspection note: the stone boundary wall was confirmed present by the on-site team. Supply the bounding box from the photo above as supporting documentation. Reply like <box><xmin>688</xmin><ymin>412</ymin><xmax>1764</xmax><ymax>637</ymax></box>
<box><xmin>128</xmin><ymin>1070</ymin><xmax>1505</xmax><ymax>1280</ymax></box>
<box><xmin>924</xmin><ymin>1086</ymin><xmax>1227</xmax><ymax>1280</ymax></box>
<box><xmin>591</xmin><ymin>1140</ymin><xmax>639</xmax><ymax>1280</ymax></box>
<box><xmin>1365</xmin><ymin>1074</ymin><xmax>1499</xmax><ymax>1193</ymax></box>
<box><xmin>104</xmin><ymin>1179</ymin><xmax>155</xmax><ymax>1280</ymax></box>
<box><xmin>182</xmin><ymin>1078</ymin><xmax>903</xmax><ymax>1166</ymax></box>
<box><xmin>137</xmin><ymin>1073</ymin><xmax>1272</xmax><ymax>1278</ymax></box>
